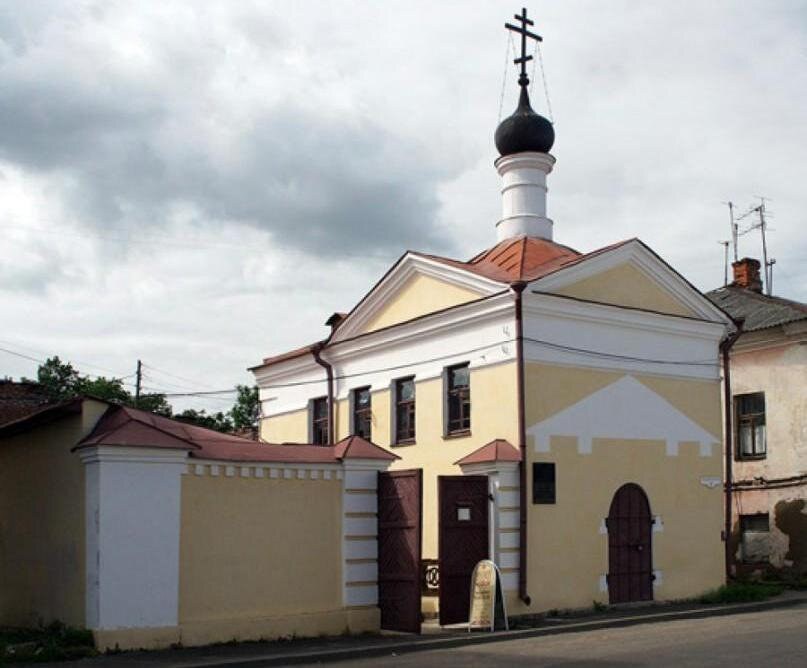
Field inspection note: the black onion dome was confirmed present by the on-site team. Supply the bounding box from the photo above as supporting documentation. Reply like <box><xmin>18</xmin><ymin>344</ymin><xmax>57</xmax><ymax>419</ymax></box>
<box><xmin>494</xmin><ymin>86</ymin><xmax>554</xmax><ymax>156</ymax></box>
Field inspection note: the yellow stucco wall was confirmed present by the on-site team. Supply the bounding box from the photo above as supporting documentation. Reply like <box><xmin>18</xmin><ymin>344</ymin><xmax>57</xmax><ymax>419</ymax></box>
<box><xmin>519</xmin><ymin>363</ymin><xmax>724</xmax><ymax>613</ymax></box>
<box><xmin>363</xmin><ymin>273</ymin><xmax>483</xmax><ymax>334</ymax></box>
<box><xmin>0</xmin><ymin>400</ymin><xmax>107</xmax><ymax>627</ymax></box>
<box><xmin>260</xmin><ymin>409</ymin><xmax>308</xmax><ymax>443</ymax></box>
<box><xmin>555</xmin><ymin>263</ymin><xmax>696</xmax><ymax>317</ymax></box>
<box><xmin>178</xmin><ymin>469</ymin><xmax>362</xmax><ymax>645</ymax></box>
<box><xmin>386</xmin><ymin>363</ymin><xmax>519</xmax><ymax>559</ymax></box>
<box><xmin>258</xmin><ymin>363</ymin><xmax>519</xmax><ymax>560</ymax></box>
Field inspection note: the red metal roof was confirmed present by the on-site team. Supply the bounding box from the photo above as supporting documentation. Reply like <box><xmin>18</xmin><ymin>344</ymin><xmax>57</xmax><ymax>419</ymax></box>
<box><xmin>332</xmin><ymin>434</ymin><xmax>400</xmax><ymax>461</ymax></box>
<box><xmin>75</xmin><ymin>404</ymin><xmax>398</xmax><ymax>464</ymax></box>
<box><xmin>256</xmin><ymin>342</ymin><xmax>321</xmax><ymax>368</ymax></box>
<box><xmin>419</xmin><ymin>236</ymin><xmax>634</xmax><ymax>284</ymax></box>
<box><xmin>454</xmin><ymin>438</ymin><xmax>521</xmax><ymax>465</ymax></box>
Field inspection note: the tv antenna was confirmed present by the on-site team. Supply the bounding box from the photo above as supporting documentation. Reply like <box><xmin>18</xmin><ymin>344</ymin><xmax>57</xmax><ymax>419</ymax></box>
<box><xmin>736</xmin><ymin>196</ymin><xmax>775</xmax><ymax>295</ymax></box>
<box><xmin>722</xmin><ymin>201</ymin><xmax>738</xmax><ymax>262</ymax></box>
<box><xmin>717</xmin><ymin>240</ymin><xmax>730</xmax><ymax>286</ymax></box>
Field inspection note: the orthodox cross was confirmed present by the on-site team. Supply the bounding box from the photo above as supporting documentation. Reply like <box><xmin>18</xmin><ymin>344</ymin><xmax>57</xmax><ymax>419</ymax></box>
<box><xmin>505</xmin><ymin>7</ymin><xmax>542</xmax><ymax>87</ymax></box>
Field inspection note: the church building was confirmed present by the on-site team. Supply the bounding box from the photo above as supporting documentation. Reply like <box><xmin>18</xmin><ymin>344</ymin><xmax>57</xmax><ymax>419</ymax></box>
<box><xmin>252</xmin><ymin>11</ymin><xmax>735</xmax><ymax>629</ymax></box>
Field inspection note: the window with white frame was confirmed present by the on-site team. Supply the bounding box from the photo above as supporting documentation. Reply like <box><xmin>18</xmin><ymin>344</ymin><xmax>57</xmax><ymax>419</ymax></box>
<box><xmin>735</xmin><ymin>392</ymin><xmax>766</xmax><ymax>459</ymax></box>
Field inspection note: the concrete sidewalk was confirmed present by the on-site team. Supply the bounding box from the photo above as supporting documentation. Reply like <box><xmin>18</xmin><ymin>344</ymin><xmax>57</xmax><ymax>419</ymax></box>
<box><xmin>47</xmin><ymin>591</ymin><xmax>807</xmax><ymax>668</ymax></box>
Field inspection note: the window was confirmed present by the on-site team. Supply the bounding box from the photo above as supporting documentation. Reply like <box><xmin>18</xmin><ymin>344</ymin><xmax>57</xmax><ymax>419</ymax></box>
<box><xmin>352</xmin><ymin>387</ymin><xmax>372</xmax><ymax>440</ymax></box>
<box><xmin>311</xmin><ymin>396</ymin><xmax>329</xmax><ymax>445</ymax></box>
<box><xmin>740</xmin><ymin>513</ymin><xmax>770</xmax><ymax>563</ymax></box>
<box><xmin>736</xmin><ymin>393</ymin><xmax>766</xmax><ymax>458</ymax></box>
<box><xmin>445</xmin><ymin>363</ymin><xmax>471</xmax><ymax>435</ymax></box>
<box><xmin>394</xmin><ymin>377</ymin><xmax>416</xmax><ymax>444</ymax></box>
<box><xmin>533</xmin><ymin>463</ymin><xmax>556</xmax><ymax>504</ymax></box>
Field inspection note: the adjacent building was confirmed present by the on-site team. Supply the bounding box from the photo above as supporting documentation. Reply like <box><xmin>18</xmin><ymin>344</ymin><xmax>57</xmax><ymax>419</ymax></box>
<box><xmin>707</xmin><ymin>258</ymin><xmax>807</xmax><ymax>577</ymax></box>
<box><xmin>0</xmin><ymin>379</ymin><xmax>51</xmax><ymax>426</ymax></box>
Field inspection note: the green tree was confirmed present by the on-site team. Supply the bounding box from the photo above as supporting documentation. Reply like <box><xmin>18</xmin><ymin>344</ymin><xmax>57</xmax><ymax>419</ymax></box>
<box><xmin>230</xmin><ymin>384</ymin><xmax>259</xmax><ymax>431</ymax></box>
<box><xmin>174</xmin><ymin>408</ymin><xmax>233</xmax><ymax>432</ymax></box>
<box><xmin>33</xmin><ymin>356</ymin><xmax>170</xmax><ymax>415</ymax></box>
<box><xmin>135</xmin><ymin>393</ymin><xmax>173</xmax><ymax>416</ymax></box>
<box><xmin>30</xmin><ymin>356</ymin><xmax>246</xmax><ymax>435</ymax></box>
<box><xmin>36</xmin><ymin>356</ymin><xmax>83</xmax><ymax>402</ymax></box>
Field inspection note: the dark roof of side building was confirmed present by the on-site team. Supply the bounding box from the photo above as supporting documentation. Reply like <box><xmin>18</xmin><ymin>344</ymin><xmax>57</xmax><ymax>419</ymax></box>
<box><xmin>0</xmin><ymin>380</ymin><xmax>54</xmax><ymax>426</ymax></box>
<box><xmin>705</xmin><ymin>286</ymin><xmax>807</xmax><ymax>332</ymax></box>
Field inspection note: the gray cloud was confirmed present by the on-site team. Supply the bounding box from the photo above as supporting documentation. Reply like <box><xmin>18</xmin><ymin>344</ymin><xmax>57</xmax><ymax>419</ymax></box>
<box><xmin>0</xmin><ymin>3</ymin><xmax>454</xmax><ymax>258</ymax></box>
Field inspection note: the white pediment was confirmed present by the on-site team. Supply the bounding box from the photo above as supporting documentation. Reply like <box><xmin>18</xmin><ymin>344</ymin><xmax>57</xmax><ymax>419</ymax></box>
<box><xmin>331</xmin><ymin>252</ymin><xmax>504</xmax><ymax>341</ymax></box>
<box><xmin>528</xmin><ymin>375</ymin><xmax>720</xmax><ymax>456</ymax></box>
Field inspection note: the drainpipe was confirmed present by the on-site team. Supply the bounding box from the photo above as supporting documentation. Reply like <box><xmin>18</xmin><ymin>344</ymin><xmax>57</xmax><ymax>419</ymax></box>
<box><xmin>312</xmin><ymin>343</ymin><xmax>335</xmax><ymax>445</ymax></box>
<box><xmin>512</xmin><ymin>281</ymin><xmax>531</xmax><ymax>605</ymax></box>
<box><xmin>720</xmin><ymin>320</ymin><xmax>743</xmax><ymax>581</ymax></box>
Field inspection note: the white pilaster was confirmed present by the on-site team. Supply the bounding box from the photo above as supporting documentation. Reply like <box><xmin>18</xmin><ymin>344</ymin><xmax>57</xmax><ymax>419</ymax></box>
<box><xmin>495</xmin><ymin>151</ymin><xmax>555</xmax><ymax>241</ymax></box>
<box><xmin>458</xmin><ymin>461</ymin><xmax>521</xmax><ymax>593</ymax></box>
<box><xmin>79</xmin><ymin>446</ymin><xmax>188</xmax><ymax>630</ymax></box>
<box><xmin>340</xmin><ymin>458</ymin><xmax>392</xmax><ymax>608</ymax></box>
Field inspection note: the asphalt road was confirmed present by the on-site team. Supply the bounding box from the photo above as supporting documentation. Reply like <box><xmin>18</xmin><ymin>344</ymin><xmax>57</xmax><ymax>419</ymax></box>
<box><xmin>300</xmin><ymin>604</ymin><xmax>807</xmax><ymax>667</ymax></box>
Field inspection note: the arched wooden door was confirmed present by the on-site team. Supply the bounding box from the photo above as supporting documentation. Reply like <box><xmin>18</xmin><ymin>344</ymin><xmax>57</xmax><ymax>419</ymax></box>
<box><xmin>607</xmin><ymin>483</ymin><xmax>653</xmax><ymax>604</ymax></box>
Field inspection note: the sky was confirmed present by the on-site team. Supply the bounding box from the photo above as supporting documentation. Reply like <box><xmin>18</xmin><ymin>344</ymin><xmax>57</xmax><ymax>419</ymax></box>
<box><xmin>2</xmin><ymin>1</ymin><xmax>806</xmax><ymax>412</ymax></box>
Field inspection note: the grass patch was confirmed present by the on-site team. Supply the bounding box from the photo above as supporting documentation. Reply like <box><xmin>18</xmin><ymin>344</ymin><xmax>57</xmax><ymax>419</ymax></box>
<box><xmin>0</xmin><ymin>621</ymin><xmax>96</xmax><ymax>664</ymax></box>
<box><xmin>698</xmin><ymin>581</ymin><xmax>784</xmax><ymax>604</ymax></box>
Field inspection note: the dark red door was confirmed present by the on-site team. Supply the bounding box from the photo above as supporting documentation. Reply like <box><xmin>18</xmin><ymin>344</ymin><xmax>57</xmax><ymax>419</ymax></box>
<box><xmin>438</xmin><ymin>475</ymin><xmax>489</xmax><ymax>625</ymax></box>
<box><xmin>378</xmin><ymin>470</ymin><xmax>422</xmax><ymax>633</ymax></box>
<box><xmin>607</xmin><ymin>483</ymin><xmax>653</xmax><ymax>604</ymax></box>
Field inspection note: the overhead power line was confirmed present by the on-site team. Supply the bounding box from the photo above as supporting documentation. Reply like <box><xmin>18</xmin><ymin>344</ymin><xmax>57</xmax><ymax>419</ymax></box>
<box><xmin>179</xmin><ymin>336</ymin><xmax>720</xmax><ymax>396</ymax></box>
<box><xmin>142</xmin><ymin>363</ymin><xmax>217</xmax><ymax>389</ymax></box>
<box><xmin>0</xmin><ymin>344</ymin><xmax>134</xmax><ymax>382</ymax></box>
<box><xmin>0</xmin><ymin>338</ymin><xmax>129</xmax><ymax>378</ymax></box>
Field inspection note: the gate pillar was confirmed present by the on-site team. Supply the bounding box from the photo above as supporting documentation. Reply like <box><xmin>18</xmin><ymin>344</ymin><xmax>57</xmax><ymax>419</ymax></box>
<box><xmin>336</xmin><ymin>437</ymin><xmax>399</xmax><ymax>609</ymax></box>
<box><xmin>455</xmin><ymin>439</ymin><xmax>521</xmax><ymax>596</ymax></box>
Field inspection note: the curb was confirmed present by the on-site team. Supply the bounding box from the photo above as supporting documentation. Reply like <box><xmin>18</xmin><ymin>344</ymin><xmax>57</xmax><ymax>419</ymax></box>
<box><xmin>181</xmin><ymin>595</ymin><xmax>807</xmax><ymax>668</ymax></box>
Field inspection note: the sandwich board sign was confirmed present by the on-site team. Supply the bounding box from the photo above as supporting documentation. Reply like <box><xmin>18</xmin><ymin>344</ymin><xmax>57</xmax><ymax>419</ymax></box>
<box><xmin>468</xmin><ymin>559</ymin><xmax>508</xmax><ymax>631</ymax></box>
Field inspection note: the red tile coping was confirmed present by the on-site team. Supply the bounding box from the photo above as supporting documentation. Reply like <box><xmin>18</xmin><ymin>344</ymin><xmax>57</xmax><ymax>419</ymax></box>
<box><xmin>74</xmin><ymin>404</ymin><xmax>397</xmax><ymax>464</ymax></box>
<box><xmin>454</xmin><ymin>438</ymin><xmax>521</xmax><ymax>466</ymax></box>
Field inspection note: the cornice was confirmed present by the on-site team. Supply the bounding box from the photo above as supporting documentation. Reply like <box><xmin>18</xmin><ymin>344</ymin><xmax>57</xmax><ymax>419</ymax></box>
<box><xmin>524</xmin><ymin>292</ymin><xmax>726</xmax><ymax>341</ymax></box>
<box><xmin>253</xmin><ymin>291</ymin><xmax>515</xmax><ymax>386</ymax></box>
<box><xmin>326</xmin><ymin>291</ymin><xmax>514</xmax><ymax>364</ymax></box>
<box><xmin>77</xmin><ymin>446</ymin><xmax>190</xmax><ymax>465</ymax></box>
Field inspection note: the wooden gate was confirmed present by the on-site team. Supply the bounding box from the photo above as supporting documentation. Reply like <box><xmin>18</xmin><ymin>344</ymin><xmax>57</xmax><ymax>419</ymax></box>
<box><xmin>607</xmin><ymin>483</ymin><xmax>653</xmax><ymax>604</ymax></box>
<box><xmin>438</xmin><ymin>475</ymin><xmax>489</xmax><ymax>625</ymax></box>
<box><xmin>377</xmin><ymin>469</ymin><xmax>422</xmax><ymax>633</ymax></box>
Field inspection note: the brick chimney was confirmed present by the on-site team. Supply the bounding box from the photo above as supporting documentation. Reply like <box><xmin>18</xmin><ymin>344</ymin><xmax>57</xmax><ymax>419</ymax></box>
<box><xmin>732</xmin><ymin>257</ymin><xmax>762</xmax><ymax>293</ymax></box>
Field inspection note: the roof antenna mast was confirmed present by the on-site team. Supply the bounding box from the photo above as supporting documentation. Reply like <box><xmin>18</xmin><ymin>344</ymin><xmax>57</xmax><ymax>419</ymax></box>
<box><xmin>718</xmin><ymin>240</ymin><xmax>730</xmax><ymax>286</ymax></box>
<box><xmin>736</xmin><ymin>196</ymin><xmax>775</xmax><ymax>296</ymax></box>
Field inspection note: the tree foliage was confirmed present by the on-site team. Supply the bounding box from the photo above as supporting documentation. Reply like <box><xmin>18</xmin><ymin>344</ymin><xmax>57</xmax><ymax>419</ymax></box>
<box><xmin>173</xmin><ymin>408</ymin><xmax>233</xmax><ymax>432</ymax></box>
<box><xmin>28</xmin><ymin>356</ymin><xmax>257</xmax><ymax>435</ymax></box>
<box><xmin>230</xmin><ymin>384</ymin><xmax>260</xmax><ymax>430</ymax></box>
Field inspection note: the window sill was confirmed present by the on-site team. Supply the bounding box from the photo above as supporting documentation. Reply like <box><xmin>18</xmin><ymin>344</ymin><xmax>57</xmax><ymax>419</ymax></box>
<box><xmin>736</xmin><ymin>454</ymin><xmax>767</xmax><ymax>461</ymax></box>
<box><xmin>392</xmin><ymin>439</ymin><xmax>416</xmax><ymax>447</ymax></box>
<box><xmin>443</xmin><ymin>430</ymin><xmax>471</xmax><ymax>440</ymax></box>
